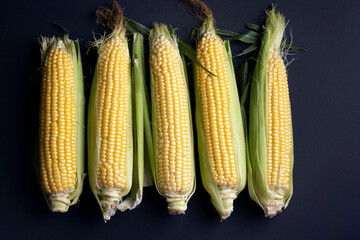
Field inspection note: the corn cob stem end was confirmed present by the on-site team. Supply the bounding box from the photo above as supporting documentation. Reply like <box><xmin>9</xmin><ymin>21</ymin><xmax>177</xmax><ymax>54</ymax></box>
<box><xmin>219</xmin><ymin>198</ymin><xmax>234</xmax><ymax>220</ymax></box>
<box><xmin>264</xmin><ymin>202</ymin><xmax>284</xmax><ymax>218</ymax></box>
<box><xmin>99</xmin><ymin>189</ymin><xmax>122</xmax><ymax>222</ymax></box>
<box><xmin>48</xmin><ymin>194</ymin><xmax>71</xmax><ymax>212</ymax></box>
<box><xmin>167</xmin><ymin>198</ymin><xmax>187</xmax><ymax>215</ymax></box>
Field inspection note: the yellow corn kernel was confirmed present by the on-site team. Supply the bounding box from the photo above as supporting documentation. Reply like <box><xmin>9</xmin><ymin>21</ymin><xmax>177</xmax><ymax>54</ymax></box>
<box><xmin>39</xmin><ymin>40</ymin><xmax>76</xmax><ymax>195</ymax></box>
<box><xmin>96</xmin><ymin>36</ymin><xmax>130</xmax><ymax>191</ymax></box>
<box><xmin>196</xmin><ymin>31</ymin><xmax>238</xmax><ymax>188</ymax></box>
<box><xmin>266</xmin><ymin>50</ymin><xmax>291</xmax><ymax>192</ymax></box>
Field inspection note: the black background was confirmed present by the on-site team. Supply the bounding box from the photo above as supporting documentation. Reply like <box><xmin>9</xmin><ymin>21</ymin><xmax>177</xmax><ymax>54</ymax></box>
<box><xmin>1</xmin><ymin>0</ymin><xmax>359</xmax><ymax>239</ymax></box>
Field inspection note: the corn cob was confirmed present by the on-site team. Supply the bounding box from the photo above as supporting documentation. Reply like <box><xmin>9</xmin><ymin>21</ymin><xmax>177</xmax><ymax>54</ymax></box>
<box><xmin>248</xmin><ymin>6</ymin><xmax>294</xmax><ymax>218</ymax></box>
<box><xmin>186</xmin><ymin>0</ymin><xmax>246</xmax><ymax>220</ymax></box>
<box><xmin>149</xmin><ymin>24</ymin><xmax>195</xmax><ymax>214</ymax></box>
<box><xmin>37</xmin><ymin>35</ymin><xmax>84</xmax><ymax>212</ymax></box>
<box><xmin>88</xmin><ymin>3</ymin><xmax>133</xmax><ymax>221</ymax></box>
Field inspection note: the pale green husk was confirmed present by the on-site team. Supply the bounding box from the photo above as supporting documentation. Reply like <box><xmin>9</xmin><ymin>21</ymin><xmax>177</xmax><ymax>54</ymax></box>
<box><xmin>88</xmin><ymin>29</ymin><xmax>133</xmax><ymax>221</ymax></box>
<box><xmin>149</xmin><ymin>24</ymin><xmax>196</xmax><ymax>214</ymax></box>
<box><xmin>118</xmin><ymin>33</ymin><xmax>152</xmax><ymax>211</ymax></box>
<box><xmin>193</xmin><ymin>17</ymin><xmax>247</xmax><ymax>220</ymax></box>
<box><xmin>36</xmin><ymin>35</ymin><xmax>85</xmax><ymax>212</ymax></box>
<box><xmin>248</xmin><ymin>7</ymin><xmax>294</xmax><ymax>218</ymax></box>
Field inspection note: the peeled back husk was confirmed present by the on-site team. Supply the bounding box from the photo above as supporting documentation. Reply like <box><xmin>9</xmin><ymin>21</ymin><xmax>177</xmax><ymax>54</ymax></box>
<box><xmin>88</xmin><ymin>29</ymin><xmax>133</xmax><ymax>221</ymax></box>
<box><xmin>148</xmin><ymin>24</ymin><xmax>196</xmax><ymax>214</ymax></box>
<box><xmin>193</xmin><ymin>17</ymin><xmax>247</xmax><ymax>220</ymax></box>
<box><xmin>35</xmin><ymin>35</ymin><xmax>85</xmax><ymax>212</ymax></box>
<box><xmin>117</xmin><ymin>32</ymin><xmax>152</xmax><ymax>211</ymax></box>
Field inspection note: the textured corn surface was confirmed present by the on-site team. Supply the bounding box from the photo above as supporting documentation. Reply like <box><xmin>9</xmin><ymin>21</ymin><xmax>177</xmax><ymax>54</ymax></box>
<box><xmin>39</xmin><ymin>41</ymin><xmax>77</xmax><ymax>194</ymax></box>
<box><xmin>196</xmin><ymin>31</ymin><xmax>237</xmax><ymax>188</ymax></box>
<box><xmin>96</xmin><ymin>36</ymin><xmax>130</xmax><ymax>190</ymax></box>
<box><xmin>266</xmin><ymin>50</ymin><xmax>291</xmax><ymax>191</ymax></box>
<box><xmin>151</xmin><ymin>35</ymin><xmax>192</xmax><ymax>195</ymax></box>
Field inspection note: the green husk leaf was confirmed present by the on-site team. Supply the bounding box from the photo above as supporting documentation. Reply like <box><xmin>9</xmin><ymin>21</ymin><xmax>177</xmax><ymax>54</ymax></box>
<box><xmin>232</xmin><ymin>44</ymin><xmax>258</xmax><ymax>58</ymax></box>
<box><xmin>72</xmin><ymin>39</ymin><xmax>86</xmax><ymax>207</ymax></box>
<box><xmin>124</xmin><ymin>17</ymin><xmax>149</xmax><ymax>36</ymax></box>
<box><xmin>245</xmin><ymin>23</ymin><xmax>261</xmax><ymax>32</ymax></box>
<box><xmin>178</xmin><ymin>39</ymin><xmax>217</xmax><ymax>77</ymax></box>
<box><xmin>123</xmin><ymin>18</ymin><xmax>154</xmax><ymax>188</ymax></box>
<box><xmin>215</xmin><ymin>29</ymin><xmax>239</xmax><ymax>37</ymax></box>
<box><xmin>118</xmin><ymin>33</ymin><xmax>147</xmax><ymax>211</ymax></box>
<box><xmin>35</xmin><ymin>35</ymin><xmax>85</xmax><ymax>212</ymax></box>
<box><xmin>189</xmin><ymin>27</ymin><xmax>199</xmax><ymax>45</ymax></box>
<box><xmin>248</xmin><ymin>6</ymin><xmax>294</xmax><ymax>218</ymax></box>
<box><xmin>239</xmin><ymin>60</ymin><xmax>249</xmax><ymax>94</ymax></box>
<box><xmin>225</xmin><ymin>30</ymin><xmax>259</xmax><ymax>44</ymax></box>
<box><xmin>149</xmin><ymin>24</ymin><xmax>196</xmax><ymax>214</ymax></box>
<box><xmin>47</xmin><ymin>22</ymin><xmax>70</xmax><ymax>35</ymax></box>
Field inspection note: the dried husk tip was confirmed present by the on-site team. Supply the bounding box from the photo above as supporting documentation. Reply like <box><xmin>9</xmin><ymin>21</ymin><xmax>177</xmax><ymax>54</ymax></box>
<box><xmin>185</xmin><ymin>0</ymin><xmax>215</xmax><ymax>37</ymax></box>
<box><xmin>96</xmin><ymin>1</ymin><xmax>125</xmax><ymax>33</ymax></box>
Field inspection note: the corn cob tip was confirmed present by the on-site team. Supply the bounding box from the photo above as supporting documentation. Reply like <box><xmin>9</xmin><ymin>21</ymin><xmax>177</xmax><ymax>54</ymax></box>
<box><xmin>167</xmin><ymin>199</ymin><xmax>187</xmax><ymax>215</ymax></box>
<box><xmin>48</xmin><ymin>194</ymin><xmax>71</xmax><ymax>212</ymax></box>
<box><xmin>149</xmin><ymin>23</ymin><xmax>174</xmax><ymax>45</ymax></box>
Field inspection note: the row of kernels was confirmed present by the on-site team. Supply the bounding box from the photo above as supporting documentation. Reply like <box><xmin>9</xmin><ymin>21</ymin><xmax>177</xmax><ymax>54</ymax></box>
<box><xmin>40</xmin><ymin>43</ymin><xmax>76</xmax><ymax>194</ymax></box>
<box><xmin>266</xmin><ymin>51</ymin><xmax>291</xmax><ymax>191</ymax></box>
<box><xmin>152</xmin><ymin>35</ymin><xmax>192</xmax><ymax>195</ymax></box>
<box><xmin>97</xmin><ymin>36</ymin><xmax>130</xmax><ymax>190</ymax></box>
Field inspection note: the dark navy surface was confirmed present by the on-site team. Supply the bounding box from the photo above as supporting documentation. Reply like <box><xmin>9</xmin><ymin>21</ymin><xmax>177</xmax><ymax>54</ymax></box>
<box><xmin>1</xmin><ymin>0</ymin><xmax>359</xmax><ymax>239</ymax></box>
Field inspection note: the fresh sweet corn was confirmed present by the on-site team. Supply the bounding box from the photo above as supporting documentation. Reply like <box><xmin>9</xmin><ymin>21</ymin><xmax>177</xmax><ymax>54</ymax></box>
<box><xmin>38</xmin><ymin>35</ymin><xmax>84</xmax><ymax>212</ymax></box>
<box><xmin>248</xmin><ymin>7</ymin><xmax>294</xmax><ymax>218</ymax></box>
<box><xmin>188</xmin><ymin>0</ymin><xmax>246</xmax><ymax>220</ymax></box>
<box><xmin>149</xmin><ymin>24</ymin><xmax>195</xmax><ymax>214</ymax></box>
<box><xmin>88</xmin><ymin>3</ymin><xmax>133</xmax><ymax>221</ymax></box>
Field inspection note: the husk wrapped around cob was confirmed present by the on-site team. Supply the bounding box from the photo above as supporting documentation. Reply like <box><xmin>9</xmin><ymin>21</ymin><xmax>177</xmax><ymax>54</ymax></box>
<box><xmin>248</xmin><ymin>6</ymin><xmax>294</xmax><ymax>218</ymax></box>
<box><xmin>149</xmin><ymin>24</ymin><xmax>196</xmax><ymax>215</ymax></box>
<box><xmin>88</xmin><ymin>2</ymin><xmax>146</xmax><ymax>221</ymax></box>
<box><xmin>186</xmin><ymin>0</ymin><xmax>247</xmax><ymax>220</ymax></box>
<box><xmin>36</xmin><ymin>34</ymin><xmax>85</xmax><ymax>212</ymax></box>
